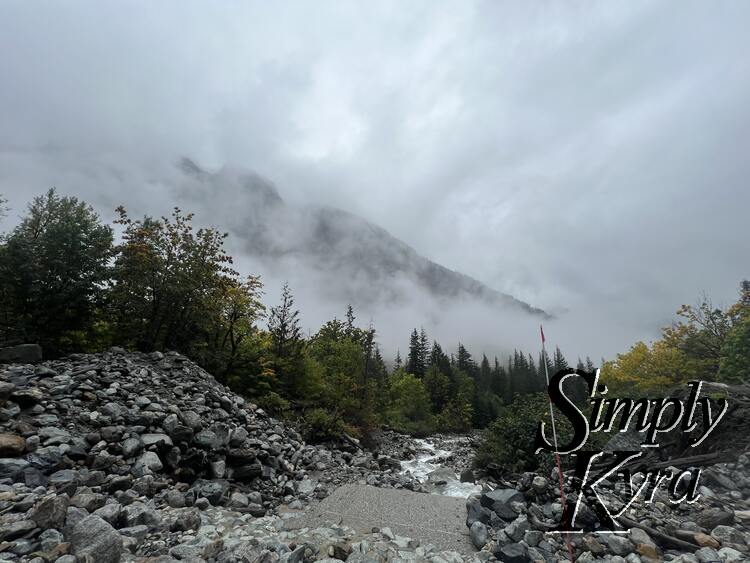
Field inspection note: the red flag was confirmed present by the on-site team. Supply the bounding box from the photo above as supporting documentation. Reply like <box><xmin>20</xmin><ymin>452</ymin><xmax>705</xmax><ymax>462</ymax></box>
<box><xmin>540</xmin><ymin>325</ymin><xmax>545</xmax><ymax>344</ymax></box>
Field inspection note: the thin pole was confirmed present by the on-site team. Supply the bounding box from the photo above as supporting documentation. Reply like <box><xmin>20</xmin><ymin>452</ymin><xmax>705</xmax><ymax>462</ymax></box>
<box><xmin>540</xmin><ymin>325</ymin><xmax>574</xmax><ymax>562</ymax></box>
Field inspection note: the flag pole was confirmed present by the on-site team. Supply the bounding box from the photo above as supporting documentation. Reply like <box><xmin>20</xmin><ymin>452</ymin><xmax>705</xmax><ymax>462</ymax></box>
<box><xmin>540</xmin><ymin>325</ymin><xmax>574</xmax><ymax>562</ymax></box>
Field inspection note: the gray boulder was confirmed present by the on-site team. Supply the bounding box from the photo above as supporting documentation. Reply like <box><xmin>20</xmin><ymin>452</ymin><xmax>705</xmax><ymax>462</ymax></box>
<box><xmin>469</xmin><ymin>521</ymin><xmax>488</xmax><ymax>549</ymax></box>
<box><xmin>68</xmin><ymin>515</ymin><xmax>123</xmax><ymax>563</ymax></box>
<box><xmin>0</xmin><ymin>344</ymin><xmax>42</xmax><ymax>364</ymax></box>
<box><xmin>119</xmin><ymin>501</ymin><xmax>162</xmax><ymax>528</ymax></box>
<box><xmin>171</xmin><ymin>508</ymin><xmax>202</xmax><ymax>532</ymax></box>
<box><xmin>480</xmin><ymin>489</ymin><xmax>523</xmax><ymax>520</ymax></box>
<box><xmin>31</xmin><ymin>495</ymin><xmax>70</xmax><ymax>529</ymax></box>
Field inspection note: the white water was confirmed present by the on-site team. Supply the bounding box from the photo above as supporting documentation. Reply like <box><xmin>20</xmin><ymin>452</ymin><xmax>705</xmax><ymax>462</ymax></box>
<box><xmin>399</xmin><ymin>438</ymin><xmax>482</xmax><ymax>498</ymax></box>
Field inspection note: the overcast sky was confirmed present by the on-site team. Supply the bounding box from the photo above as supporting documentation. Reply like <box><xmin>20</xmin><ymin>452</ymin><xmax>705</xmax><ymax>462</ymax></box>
<box><xmin>1</xmin><ymin>1</ymin><xmax>748</xmax><ymax>359</ymax></box>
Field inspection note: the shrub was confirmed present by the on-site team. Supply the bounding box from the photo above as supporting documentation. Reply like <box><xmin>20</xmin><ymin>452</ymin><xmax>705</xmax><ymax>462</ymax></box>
<box><xmin>302</xmin><ymin>408</ymin><xmax>345</xmax><ymax>443</ymax></box>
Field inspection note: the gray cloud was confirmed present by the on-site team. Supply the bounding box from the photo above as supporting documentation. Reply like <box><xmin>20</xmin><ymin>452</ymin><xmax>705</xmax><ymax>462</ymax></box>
<box><xmin>1</xmin><ymin>1</ymin><xmax>748</xmax><ymax>361</ymax></box>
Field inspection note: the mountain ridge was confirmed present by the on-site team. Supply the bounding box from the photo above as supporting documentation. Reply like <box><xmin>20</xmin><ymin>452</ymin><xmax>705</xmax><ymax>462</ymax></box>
<box><xmin>178</xmin><ymin>158</ymin><xmax>549</xmax><ymax>318</ymax></box>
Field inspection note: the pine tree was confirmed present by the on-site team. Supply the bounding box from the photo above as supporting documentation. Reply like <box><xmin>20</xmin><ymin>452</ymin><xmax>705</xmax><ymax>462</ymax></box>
<box><xmin>373</xmin><ymin>345</ymin><xmax>389</xmax><ymax>381</ymax></box>
<box><xmin>345</xmin><ymin>304</ymin><xmax>355</xmax><ymax>337</ymax></box>
<box><xmin>362</xmin><ymin>326</ymin><xmax>375</xmax><ymax>386</ymax></box>
<box><xmin>456</xmin><ymin>343</ymin><xmax>476</xmax><ymax>375</ymax></box>
<box><xmin>490</xmin><ymin>357</ymin><xmax>506</xmax><ymax>397</ymax></box>
<box><xmin>552</xmin><ymin>346</ymin><xmax>568</xmax><ymax>374</ymax></box>
<box><xmin>585</xmin><ymin>356</ymin><xmax>596</xmax><ymax>372</ymax></box>
<box><xmin>430</xmin><ymin>341</ymin><xmax>451</xmax><ymax>375</ymax></box>
<box><xmin>538</xmin><ymin>351</ymin><xmax>554</xmax><ymax>390</ymax></box>
<box><xmin>268</xmin><ymin>282</ymin><xmax>304</xmax><ymax>395</ymax></box>
<box><xmin>419</xmin><ymin>328</ymin><xmax>429</xmax><ymax>368</ymax></box>
<box><xmin>407</xmin><ymin>328</ymin><xmax>427</xmax><ymax>377</ymax></box>
<box><xmin>505</xmin><ymin>354</ymin><xmax>514</xmax><ymax>402</ymax></box>
<box><xmin>479</xmin><ymin>354</ymin><xmax>491</xmax><ymax>390</ymax></box>
<box><xmin>395</xmin><ymin>349</ymin><xmax>402</xmax><ymax>369</ymax></box>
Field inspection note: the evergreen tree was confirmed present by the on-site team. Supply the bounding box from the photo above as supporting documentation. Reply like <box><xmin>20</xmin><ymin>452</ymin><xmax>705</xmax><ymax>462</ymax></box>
<box><xmin>419</xmin><ymin>327</ymin><xmax>429</xmax><ymax>369</ymax></box>
<box><xmin>490</xmin><ymin>357</ymin><xmax>506</xmax><ymax>397</ymax></box>
<box><xmin>424</xmin><ymin>365</ymin><xmax>451</xmax><ymax>413</ymax></box>
<box><xmin>345</xmin><ymin>304</ymin><xmax>356</xmax><ymax>337</ymax></box>
<box><xmin>538</xmin><ymin>350</ymin><xmax>554</xmax><ymax>388</ymax></box>
<box><xmin>372</xmin><ymin>346</ymin><xmax>389</xmax><ymax>381</ymax></box>
<box><xmin>479</xmin><ymin>354</ymin><xmax>491</xmax><ymax>390</ymax></box>
<box><xmin>456</xmin><ymin>343</ymin><xmax>476</xmax><ymax>375</ymax></box>
<box><xmin>585</xmin><ymin>356</ymin><xmax>596</xmax><ymax>372</ymax></box>
<box><xmin>406</xmin><ymin>328</ymin><xmax>427</xmax><ymax>377</ymax></box>
<box><xmin>429</xmin><ymin>341</ymin><xmax>451</xmax><ymax>374</ymax></box>
<box><xmin>552</xmin><ymin>346</ymin><xmax>568</xmax><ymax>374</ymax></box>
<box><xmin>267</xmin><ymin>283</ymin><xmax>304</xmax><ymax>396</ymax></box>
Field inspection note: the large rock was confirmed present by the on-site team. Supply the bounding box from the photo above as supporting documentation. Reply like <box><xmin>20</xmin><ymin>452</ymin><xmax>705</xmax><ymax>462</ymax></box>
<box><xmin>171</xmin><ymin>508</ymin><xmax>202</xmax><ymax>532</ymax></box>
<box><xmin>141</xmin><ymin>433</ymin><xmax>173</xmax><ymax>447</ymax></box>
<box><xmin>190</xmin><ymin>479</ymin><xmax>229</xmax><ymax>505</ymax></box>
<box><xmin>119</xmin><ymin>501</ymin><xmax>163</xmax><ymax>528</ymax></box>
<box><xmin>0</xmin><ymin>344</ymin><xmax>42</xmax><ymax>364</ymax></box>
<box><xmin>493</xmin><ymin>542</ymin><xmax>530</xmax><ymax>563</ymax></box>
<box><xmin>134</xmin><ymin>451</ymin><xmax>163</xmax><ymax>474</ymax></box>
<box><xmin>480</xmin><ymin>489</ymin><xmax>523</xmax><ymax>520</ymax></box>
<box><xmin>0</xmin><ymin>457</ymin><xmax>30</xmax><ymax>480</ymax></box>
<box><xmin>697</xmin><ymin>508</ymin><xmax>735</xmax><ymax>529</ymax></box>
<box><xmin>0</xmin><ymin>519</ymin><xmax>37</xmax><ymax>541</ymax></box>
<box><xmin>0</xmin><ymin>433</ymin><xmax>26</xmax><ymax>456</ymax></box>
<box><xmin>466</xmin><ymin>494</ymin><xmax>493</xmax><ymax>527</ymax></box>
<box><xmin>121</xmin><ymin>437</ymin><xmax>144</xmax><ymax>458</ymax></box>
<box><xmin>711</xmin><ymin>524</ymin><xmax>746</xmax><ymax>545</ymax></box>
<box><xmin>32</xmin><ymin>495</ymin><xmax>70</xmax><ymax>529</ymax></box>
<box><xmin>68</xmin><ymin>515</ymin><xmax>123</xmax><ymax>563</ymax></box>
<box><xmin>469</xmin><ymin>521</ymin><xmax>488</xmax><ymax>549</ymax></box>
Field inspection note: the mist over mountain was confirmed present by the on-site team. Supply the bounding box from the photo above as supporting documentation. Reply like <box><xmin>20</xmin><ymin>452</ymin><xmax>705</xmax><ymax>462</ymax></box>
<box><xmin>178</xmin><ymin>158</ymin><xmax>548</xmax><ymax>321</ymax></box>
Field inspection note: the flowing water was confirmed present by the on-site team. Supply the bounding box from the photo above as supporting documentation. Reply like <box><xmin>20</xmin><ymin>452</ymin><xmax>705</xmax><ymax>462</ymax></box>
<box><xmin>399</xmin><ymin>437</ymin><xmax>482</xmax><ymax>498</ymax></box>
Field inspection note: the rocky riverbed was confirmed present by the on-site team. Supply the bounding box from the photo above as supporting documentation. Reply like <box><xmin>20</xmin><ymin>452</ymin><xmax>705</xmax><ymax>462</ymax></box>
<box><xmin>0</xmin><ymin>348</ymin><xmax>748</xmax><ymax>562</ymax></box>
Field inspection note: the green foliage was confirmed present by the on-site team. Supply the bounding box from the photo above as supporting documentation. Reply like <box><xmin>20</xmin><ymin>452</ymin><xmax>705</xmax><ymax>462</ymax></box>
<box><xmin>110</xmin><ymin>206</ymin><xmax>243</xmax><ymax>354</ymax></box>
<box><xmin>385</xmin><ymin>369</ymin><xmax>435</xmax><ymax>436</ymax></box>
<box><xmin>406</xmin><ymin>328</ymin><xmax>428</xmax><ymax>377</ymax></box>
<box><xmin>423</xmin><ymin>366</ymin><xmax>451</xmax><ymax>412</ymax></box>
<box><xmin>437</xmin><ymin>398</ymin><xmax>474</xmax><ymax>432</ymax></box>
<box><xmin>307</xmin><ymin>314</ymin><xmax>378</xmax><ymax>432</ymax></box>
<box><xmin>301</xmin><ymin>408</ymin><xmax>346</xmax><ymax>443</ymax></box>
<box><xmin>603</xmin><ymin>282</ymin><xmax>750</xmax><ymax>394</ymax></box>
<box><xmin>719</xmin><ymin>316</ymin><xmax>750</xmax><ymax>383</ymax></box>
<box><xmin>0</xmin><ymin>189</ymin><xmax>114</xmax><ymax>355</ymax></box>
<box><xmin>1</xmin><ymin>190</ymin><xmax>597</xmax><ymax>446</ymax></box>
<box><xmin>266</xmin><ymin>283</ymin><xmax>308</xmax><ymax>400</ymax></box>
<box><xmin>475</xmin><ymin>393</ymin><xmax>564</xmax><ymax>473</ymax></box>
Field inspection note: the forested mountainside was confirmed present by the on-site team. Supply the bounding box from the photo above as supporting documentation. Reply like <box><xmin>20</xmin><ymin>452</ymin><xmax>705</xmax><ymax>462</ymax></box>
<box><xmin>177</xmin><ymin>158</ymin><xmax>548</xmax><ymax>316</ymax></box>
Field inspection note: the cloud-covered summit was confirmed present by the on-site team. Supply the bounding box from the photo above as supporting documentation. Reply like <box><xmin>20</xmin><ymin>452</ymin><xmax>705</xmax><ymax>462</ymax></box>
<box><xmin>177</xmin><ymin>158</ymin><xmax>549</xmax><ymax>318</ymax></box>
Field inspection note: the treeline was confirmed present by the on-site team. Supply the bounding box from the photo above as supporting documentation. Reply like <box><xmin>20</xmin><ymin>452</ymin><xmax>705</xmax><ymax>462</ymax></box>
<box><xmin>477</xmin><ymin>282</ymin><xmax>750</xmax><ymax>475</ymax></box>
<box><xmin>601</xmin><ymin>282</ymin><xmax>750</xmax><ymax>392</ymax></box>
<box><xmin>0</xmin><ymin>189</ymin><xmax>586</xmax><ymax>441</ymax></box>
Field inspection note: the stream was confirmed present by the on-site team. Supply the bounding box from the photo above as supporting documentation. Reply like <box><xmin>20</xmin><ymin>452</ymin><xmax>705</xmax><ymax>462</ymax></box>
<box><xmin>399</xmin><ymin>437</ymin><xmax>482</xmax><ymax>498</ymax></box>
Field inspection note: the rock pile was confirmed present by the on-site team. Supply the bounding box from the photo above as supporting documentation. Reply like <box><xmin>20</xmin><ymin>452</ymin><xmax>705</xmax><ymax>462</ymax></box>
<box><xmin>0</xmin><ymin>349</ymin><xmax>426</xmax><ymax>561</ymax></box>
<box><xmin>466</xmin><ymin>458</ymin><xmax>750</xmax><ymax>562</ymax></box>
